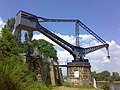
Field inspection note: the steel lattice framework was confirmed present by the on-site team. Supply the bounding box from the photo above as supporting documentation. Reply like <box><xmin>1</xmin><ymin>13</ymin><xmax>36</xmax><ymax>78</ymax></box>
<box><xmin>15</xmin><ymin>11</ymin><xmax>110</xmax><ymax>61</ymax></box>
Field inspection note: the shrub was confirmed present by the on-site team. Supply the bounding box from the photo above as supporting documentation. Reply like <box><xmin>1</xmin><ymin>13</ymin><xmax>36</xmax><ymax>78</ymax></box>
<box><xmin>0</xmin><ymin>55</ymin><xmax>50</xmax><ymax>90</ymax></box>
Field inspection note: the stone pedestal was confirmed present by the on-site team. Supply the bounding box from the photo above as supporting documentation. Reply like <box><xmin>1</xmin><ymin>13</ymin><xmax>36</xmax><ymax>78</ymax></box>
<box><xmin>49</xmin><ymin>58</ymin><xmax>63</xmax><ymax>86</ymax></box>
<box><xmin>50</xmin><ymin>64</ymin><xmax>56</xmax><ymax>86</ymax></box>
<box><xmin>67</xmin><ymin>59</ymin><xmax>92</xmax><ymax>86</ymax></box>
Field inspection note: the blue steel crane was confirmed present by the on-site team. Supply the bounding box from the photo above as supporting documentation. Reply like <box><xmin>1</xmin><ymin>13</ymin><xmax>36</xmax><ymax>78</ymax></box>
<box><xmin>15</xmin><ymin>11</ymin><xmax>110</xmax><ymax>62</ymax></box>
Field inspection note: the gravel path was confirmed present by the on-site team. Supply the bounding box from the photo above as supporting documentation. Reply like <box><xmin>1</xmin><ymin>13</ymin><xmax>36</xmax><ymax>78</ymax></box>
<box><xmin>52</xmin><ymin>86</ymin><xmax>97</xmax><ymax>90</ymax></box>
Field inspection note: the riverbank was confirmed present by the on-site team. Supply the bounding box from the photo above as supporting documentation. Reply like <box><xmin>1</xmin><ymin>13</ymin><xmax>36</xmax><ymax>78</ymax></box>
<box><xmin>96</xmin><ymin>81</ymin><xmax>120</xmax><ymax>90</ymax></box>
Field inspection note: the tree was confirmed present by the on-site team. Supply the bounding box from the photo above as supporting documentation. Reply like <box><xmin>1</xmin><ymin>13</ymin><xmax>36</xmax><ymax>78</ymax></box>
<box><xmin>7</xmin><ymin>18</ymin><xmax>15</xmax><ymax>31</ymax></box>
<box><xmin>92</xmin><ymin>70</ymin><xmax>120</xmax><ymax>82</ymax></box>
<box><xmin>91</xmin><ymin>70</ymin><xmax>110</xmax><ymax>81</ymax></box>
<box><xmin>100</xmin><ymin>71</ymin><xmax>110</xmax><ymax>81</ymax></box>
<box><xmin>23</xmin><ymin>31</ymin><xmax>34</xmax><ymax>54</ymax></box>
<box><xmin>32</xmin><ymin>39</ymin><xmax>57</xmax><ymax>59</ymax></box>
<box><xmin>101</xmin><ymin>83</ymin><xmax>110</xmax><ymax>90</ymax></box>
<box><xmin>110</xmin><ymin>72</ymin><xmax>120</xmax><ymax>81</ymax></box>
<box><xmin>0</xmin><ymin>23</ymin><xmax>17</xmax><ymax>60</ymax></box>
<box><xmin>0</xmin><ymin>18</ymin><xmax>50</xmax><ymax>90</ymax></box>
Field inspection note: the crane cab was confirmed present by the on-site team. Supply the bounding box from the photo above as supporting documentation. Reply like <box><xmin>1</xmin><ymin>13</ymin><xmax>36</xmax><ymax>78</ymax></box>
<box><xmin>16</xmin><ymin>11</ymin><xmax>39</xmax><ymax>31</ymax></box>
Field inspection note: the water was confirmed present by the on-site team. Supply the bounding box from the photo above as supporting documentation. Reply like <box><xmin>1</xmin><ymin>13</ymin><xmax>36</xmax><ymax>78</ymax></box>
<box><xmin>111</xmin><ymin>83</ymin><xmax>120</xmax><ymax>90</ymax></box>
<box><xmin>96</xmin><ymin>82</ymin><xmax>120</xmax><ymax>90</ymax></box>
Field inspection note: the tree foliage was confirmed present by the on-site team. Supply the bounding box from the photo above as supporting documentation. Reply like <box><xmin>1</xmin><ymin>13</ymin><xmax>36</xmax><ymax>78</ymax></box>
<box><xmin>0</xmin><ymin>24</ymin><xmax>17</xmax><ymax>60</ymax></box>
<box><xmin>110</xmin><ymin>72</ymin><xmax>120</xmax><ymax>82</ymax></box>
<box><xmin>0</xmin><ymin>55</ymin><xmax>50</xmax><ymax>90</ymax></box>
<box><xmin>23</xmin><ymin>31</ymin><xmax>57</xmax><ymax>59</ymax></box>
<box><xmin>7</xmin><ymin>18</ymin><xmax>15</xmax><ymax>31</ymax></box>
<box><xmin>92</xmin><ymin>70</ymin><xmax>120</xmax><ymax>82</ymax></box>
<box><xmin>32</xmin><ymin>39</ymin><xmax>57</xmax><ymax>59</ymax></box>
<box><xmin>0</xmin><ymin>18</ymin><xmax>50</xmax><ymax>90</ymax></box>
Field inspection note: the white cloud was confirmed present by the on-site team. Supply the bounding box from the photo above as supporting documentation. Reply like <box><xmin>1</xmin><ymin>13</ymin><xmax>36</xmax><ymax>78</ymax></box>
<box><xmin>32</xmin><ymin>33</ymin><xmax>56</xmax><ymax>45</ymax></box>
<box><xmin>56</xmin><ymin>33</ymin><xmax>75</xmax><ymax>45</ymax></box>
<box><xmin>32</xmin><ymin>33</ymin><xmax>120</xmax><ymax>75</ymax></box>
<box><xmin>32</xmin><ymin>32</ymin><xmax>76</xmax><ymax>46</ymax></box>
<box><xmin>86</xmin><ymin>40</ymin><xmax>120</xmax><ymax>73</ymax></box>
<box><xmin>0</xmin><ymin>17</ymin><xmax>5</xmax><ymax>35</ymax></box>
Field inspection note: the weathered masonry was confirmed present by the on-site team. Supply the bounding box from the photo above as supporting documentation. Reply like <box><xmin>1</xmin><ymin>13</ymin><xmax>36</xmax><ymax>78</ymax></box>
<box><xmin>67</xmin><ymin>60</ymin><xmax>91</xmax><ymax>86</ymax></box>
<box><xmin>20</xmin><ymin>53</ymin><xmax>62</xmax><ymax>86</ymax></box>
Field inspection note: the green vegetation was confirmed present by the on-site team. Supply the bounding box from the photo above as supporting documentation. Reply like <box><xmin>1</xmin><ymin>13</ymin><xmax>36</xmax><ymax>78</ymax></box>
<box><xmin>23</xmin><ymin>31</ymin><xmax>57</xmax><ymax>59</ymax></box>
<box><xmin>101</xmin><ymin>83</ymin><xmax>110</xmax><ymax>90</ymax></box>
<box><xmin>0</xmin><ymin>55</ymin><xmax>50</xmax><ymax>90</ymax></box>
<box><xmin>32</xmin><ymin>39</ymin><xmax>57</xmax><ymax>59</ymax></box>
<box><xmin>92</xmin><ymin>70</ymin><xmax>120</xmax><ymax>82</ymax></box>
<box><xmin>92</xmin><ymin>70</ymin><xmax>120</xmax><ymax>90</ymax></box>
<box><xmin>0</xmin><ymin>18</ymin><xmax>52</xmax><ymax>90</ymax></box>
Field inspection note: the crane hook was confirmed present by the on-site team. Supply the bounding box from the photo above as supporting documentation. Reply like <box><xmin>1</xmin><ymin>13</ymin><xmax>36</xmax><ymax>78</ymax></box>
<box><xmin>106</xmin><ymin>46</ymin><xmax>110</xmax><ymax>59</ymax></box>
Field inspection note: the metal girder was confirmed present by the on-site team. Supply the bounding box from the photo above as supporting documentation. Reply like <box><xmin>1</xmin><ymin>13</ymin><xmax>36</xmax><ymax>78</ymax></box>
<box><xmin>77</xmin><ymin>21</ymin><xmax>107</xmax><ymax>44</ymax></box>
<box><xmin>84</xmin><ymin>44</ymin><xmax>109</xmax><ymax>54</ymax></box>
<box><xmin>75</xmin><ymin>21</ymin><xmax>80</xmax><ymax>47</ymax></box>
<box><xmin>38</xmin><ymin>17</ymin><xmax>78</xmax><ymax>22</ymax></box>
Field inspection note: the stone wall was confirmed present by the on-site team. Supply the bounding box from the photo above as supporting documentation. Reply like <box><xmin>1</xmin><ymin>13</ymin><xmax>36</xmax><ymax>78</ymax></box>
<box><xmin>67</xmin><ymin>59</ymin><xmax>92</xmax><ymax>87</ymax></box>
<box><xmin>24</xmin><ymin>54</ymin><xmax>62</xmax><ymax>86</ymax></box>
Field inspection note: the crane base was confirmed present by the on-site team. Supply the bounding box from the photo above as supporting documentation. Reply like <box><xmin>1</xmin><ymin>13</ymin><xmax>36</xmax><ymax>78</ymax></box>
<box><xmin>67</xmin><ymin>59</ymin><xmax>92</xmax><ymax>86</ymax></box>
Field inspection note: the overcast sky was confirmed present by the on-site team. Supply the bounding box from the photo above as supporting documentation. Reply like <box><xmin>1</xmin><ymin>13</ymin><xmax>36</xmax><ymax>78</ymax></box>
<box><xmin>0</xmin><ymin>0</ymin><xmax>120</xmax><ymax>75</ymax></box>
